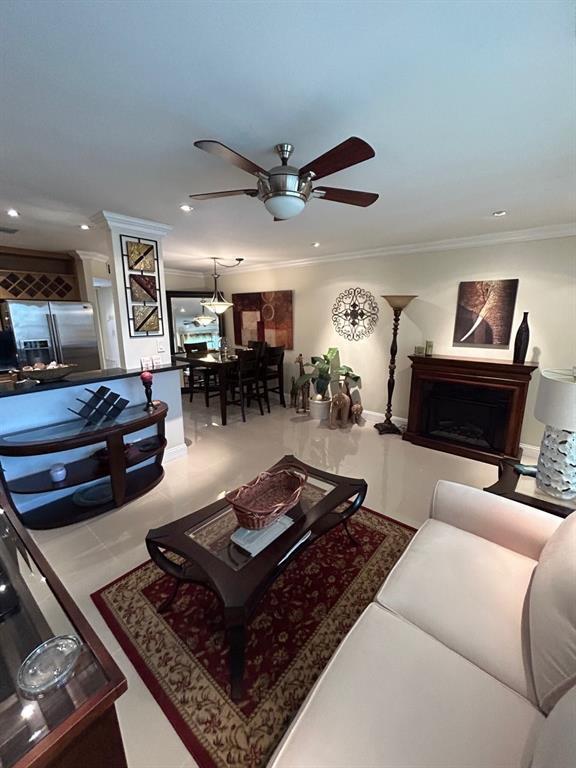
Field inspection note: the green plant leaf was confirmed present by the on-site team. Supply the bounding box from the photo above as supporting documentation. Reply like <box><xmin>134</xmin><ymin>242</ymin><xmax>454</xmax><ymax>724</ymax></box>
<box><xmin>295</xmin><ymin>373</ymin><xmax>313</xmax><ymax>387</ymax></box>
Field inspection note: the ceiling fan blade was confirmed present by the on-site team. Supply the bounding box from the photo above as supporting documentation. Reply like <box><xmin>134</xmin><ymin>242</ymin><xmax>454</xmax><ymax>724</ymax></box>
<box><xmin>314</xmin><ymin>187</ymin><xmax>379</xmax><ymax>207</ymax></box>
<box><xmin>188</xmin><ymin>189</ymin><xmax>258</xmax><ymax>200</ymax></box>
<box><xmin>299</xmin><ymin>137</ymin><xmax>375</xmax><ymax>181</ymax></box>
<box><xmin>194</xmin><ymin>140</ymin><xmax>268</xmax><ymax>177</ymax></box>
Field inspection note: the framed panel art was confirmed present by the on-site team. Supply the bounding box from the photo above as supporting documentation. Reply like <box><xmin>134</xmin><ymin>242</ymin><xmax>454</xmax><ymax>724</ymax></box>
<box><xmin>453</xmin><ymin>279</ymin><xmax>518</xmax><ymax>347</ymax></box>
<box><xmin>120</xmin><ymin>235</ymin><xmax>164</xmax><ymax>337</ymax></box>
<box><xmin>232</xmin><ymin>291</ymin><xmax>293</xmax><ymax>349</ymax></box>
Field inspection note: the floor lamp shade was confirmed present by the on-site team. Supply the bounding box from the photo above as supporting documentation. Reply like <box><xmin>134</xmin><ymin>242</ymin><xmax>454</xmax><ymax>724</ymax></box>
<box><xmin>534</xmin><ymin>369</ymin><xmax>576</xmax><ymax>500</ymax></box>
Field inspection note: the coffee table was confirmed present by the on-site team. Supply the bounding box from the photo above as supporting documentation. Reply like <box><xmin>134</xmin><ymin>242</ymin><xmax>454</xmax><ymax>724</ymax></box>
<box><xmin>145</xmin><ymin>455</ymin><xmax>367</xmax><ymax>699</ymax></box>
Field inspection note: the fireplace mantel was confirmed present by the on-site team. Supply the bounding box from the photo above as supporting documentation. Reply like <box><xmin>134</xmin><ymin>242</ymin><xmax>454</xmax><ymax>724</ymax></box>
<box><xmin>403</xmin><ymin>355</ymin><xmax>538</xmax><ymax>464</ymax></box>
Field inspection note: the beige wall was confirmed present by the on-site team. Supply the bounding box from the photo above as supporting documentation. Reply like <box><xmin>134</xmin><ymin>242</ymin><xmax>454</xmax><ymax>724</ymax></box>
<box><xmin>218</xmin><ymin>236</ymin><xmax>576</xmax><ymax>447</ymax></box>
<box><xmin>164</xmin><ymin>270</ymin><xmax>207</xmax><ymax>292</ymax></box>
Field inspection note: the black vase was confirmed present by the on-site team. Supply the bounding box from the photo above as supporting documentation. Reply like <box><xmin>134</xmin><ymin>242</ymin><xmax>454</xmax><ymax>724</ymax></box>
<box><xmin>513</xmin><ymin>312</ymin><xmax>530</xmax><ymax>364</ymax></box>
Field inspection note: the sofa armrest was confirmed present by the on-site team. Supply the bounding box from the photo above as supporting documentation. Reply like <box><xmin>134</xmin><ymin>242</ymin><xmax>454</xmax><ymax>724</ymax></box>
<box><xmin>431</xmin><ymin>480</ymin><xmax>563</xmax><ymax>560</ymax></box>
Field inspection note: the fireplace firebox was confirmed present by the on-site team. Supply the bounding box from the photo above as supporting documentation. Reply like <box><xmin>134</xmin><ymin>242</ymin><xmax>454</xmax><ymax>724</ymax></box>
<box><xmin>403</xmin><ymin>356</ymin><xmax>537</xmax><ymax>464</ymax></box>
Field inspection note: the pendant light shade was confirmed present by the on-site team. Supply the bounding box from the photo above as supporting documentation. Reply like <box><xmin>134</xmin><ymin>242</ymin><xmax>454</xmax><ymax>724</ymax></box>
<box><xmin>191</xmin><ymin>304</ymin><xmax>217</xmax><ymax>326</ymax></box>
<box><xmin>200</xmin><ymin>257</ymin><xmax>243</xmax><ymax>314</ymax></box>
<box><xmin>200</xmin><ymin>296</ymin><xmax>232</xmax><ymax>315</ymax></box>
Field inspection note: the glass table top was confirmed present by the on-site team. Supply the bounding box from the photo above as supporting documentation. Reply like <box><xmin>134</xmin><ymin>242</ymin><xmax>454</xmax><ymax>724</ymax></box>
<box><xmin>0</xmin><ymin>511</ymin><xmax>109</xmax><ymax>767</ymax></box>
<box><xmin>515</xmin><ymin>473</ymin><xmax>576</xmax><ymax>512</ymax></box>
<box><xmin>185</xmin><ymin>478</ymin><xmax>349</xmax><ymax>571</ymax></box>
<box><xmin>0</xmin><ymin>402</ymin><xmax>162</xmax><ymax>446</ymax></box>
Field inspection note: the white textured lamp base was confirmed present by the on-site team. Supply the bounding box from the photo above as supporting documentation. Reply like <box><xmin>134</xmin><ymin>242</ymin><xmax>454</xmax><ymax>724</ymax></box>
<box><xmin>536</xmin><ymin>425</ymin><xmax>576</xmax><ymax>500</ymax></box>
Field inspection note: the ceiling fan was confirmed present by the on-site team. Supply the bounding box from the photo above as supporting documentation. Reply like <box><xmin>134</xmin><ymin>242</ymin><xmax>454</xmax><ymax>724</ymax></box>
<box><xmin>189</xmin><ymin>137</ymin><xmax>379</xmax><ymax>221</ymax></box>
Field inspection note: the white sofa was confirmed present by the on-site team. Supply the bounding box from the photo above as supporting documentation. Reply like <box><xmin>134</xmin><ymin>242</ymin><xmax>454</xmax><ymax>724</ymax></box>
<box><xmin>269</xmin><ymin>481</ymin><xmax>576</xmax><ymax>768</ymax></box>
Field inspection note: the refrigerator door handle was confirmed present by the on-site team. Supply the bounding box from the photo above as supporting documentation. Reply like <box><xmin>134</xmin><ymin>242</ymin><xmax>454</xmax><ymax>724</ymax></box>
<box><xmin>50</xmin><ymin>314</ymin><xmax>64</xmax><ymax>363</ymax></box>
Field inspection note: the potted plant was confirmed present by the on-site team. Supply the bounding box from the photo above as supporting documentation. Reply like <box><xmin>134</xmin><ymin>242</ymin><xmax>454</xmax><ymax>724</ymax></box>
<box><xmin>294</xmin><ymin>348</ymin><xmax>336</xmax><ymax>419</ymax></box>
<box><xmin>296</xmin><ymin>349</ymin><xmax>361</xmax><ymax>421</ymax></box>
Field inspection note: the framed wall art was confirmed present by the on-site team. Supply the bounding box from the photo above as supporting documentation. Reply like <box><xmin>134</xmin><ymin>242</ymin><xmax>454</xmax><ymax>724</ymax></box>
<box><xmin>120</xmin><ymin>234</ymin><xmax>164</xmax><ymax>337</ymax></box>
<box><xmin>453</xmin><ymin>279</ymin><xmax>518</xmax><ymax>347</ymax></box>
<box><xmin>232</xmin><ymin>290</ymin><xmax>293</xmax><ymax>349</ymax></box>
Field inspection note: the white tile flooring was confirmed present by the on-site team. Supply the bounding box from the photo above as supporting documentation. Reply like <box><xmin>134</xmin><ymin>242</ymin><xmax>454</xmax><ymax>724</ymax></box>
<box><xmin>31</xmin><ymin>397</ymin><xmax>497</xmax><ymax>768</ymax></box>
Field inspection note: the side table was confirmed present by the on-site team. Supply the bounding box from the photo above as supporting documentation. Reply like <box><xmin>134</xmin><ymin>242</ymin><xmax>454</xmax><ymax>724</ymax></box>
<box><xmin>484</xmin><ymin>458</ymin><xmax>575</xmax><ymax>519</ymax></box>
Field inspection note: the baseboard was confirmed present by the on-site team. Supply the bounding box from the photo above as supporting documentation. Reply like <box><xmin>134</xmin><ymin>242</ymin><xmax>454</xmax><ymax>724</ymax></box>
<box><xmin>519</xmin><ymin>443</ymin><xmax>540</xmax><ymax>463</ymax></box>
<box><xmin>362</xmin><ymin>411</ymin><xmax>407</xmax><ymax>430</ymax></box>
<box><xmin>164</xmin><ymin>443</ymin><xmax>188</xmax><ymax>462</ymax></box>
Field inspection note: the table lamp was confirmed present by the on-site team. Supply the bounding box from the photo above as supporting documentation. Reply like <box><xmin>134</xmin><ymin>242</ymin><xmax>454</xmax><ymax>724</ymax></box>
<box><xmin>534</xmin><ymin>368</ymin><xmax>576</xmax><ymax>500</ymax></box>
<box><xmin>374</xmin><ymin>295</ymin><xmax>417</xmax><ymax>436</ymax></box>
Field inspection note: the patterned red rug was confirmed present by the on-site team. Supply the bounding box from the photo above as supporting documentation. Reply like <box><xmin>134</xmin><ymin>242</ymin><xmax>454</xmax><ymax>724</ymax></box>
<box><xmin>92</xmin><ymin>508</ymin><xmax>413</xmax><ymax>768</ymax></box>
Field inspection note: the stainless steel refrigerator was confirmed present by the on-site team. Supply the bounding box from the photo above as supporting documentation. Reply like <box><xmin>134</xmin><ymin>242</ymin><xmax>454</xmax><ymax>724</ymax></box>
<box><xmin>0</xmin><ymin>300</ymin><xmax>101</xmax><ymax>372</ymax></box>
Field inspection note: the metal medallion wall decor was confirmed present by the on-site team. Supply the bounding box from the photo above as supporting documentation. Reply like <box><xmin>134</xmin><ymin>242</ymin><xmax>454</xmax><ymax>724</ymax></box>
<box><xmin>120</xmin><ymin>235</ymin><xmax>164</xmax><ymax>336</ymax></box>
<box><xmin>331</xmin><ymin>287</ymin><xmax>379</xmax><ymax>341</ymax></box>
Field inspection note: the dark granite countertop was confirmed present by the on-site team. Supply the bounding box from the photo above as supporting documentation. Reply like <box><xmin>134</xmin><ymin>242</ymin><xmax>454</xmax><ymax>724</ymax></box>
<box><xmin>0</xmin><ymin>362</ymin><xmax>187</xmax><ymax>399</ymax></box>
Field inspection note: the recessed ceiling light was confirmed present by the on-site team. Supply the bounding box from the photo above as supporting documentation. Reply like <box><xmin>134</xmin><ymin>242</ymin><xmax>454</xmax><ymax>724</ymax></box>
<box><xmin>492</xmin><ymin>210</ymin><xmax>508</xmax><ymax>217</ymax></box>
<box><xmin>6</xmin><ymin>208</ymin><xmax>19</xmax><ymax>218</ymax></box>
<box><xmin>80</xmin><ymin>224</ymin><xmax>90</xmax><ymax>230</ymax></box>
<box><xmin>180</xmin><ymin>204</ymin><xmax>194</xmax><ymax>213</ymax></box>
<box><xmin>311</xmin><ymin>242</ymin><xmax>320</xmax><ymax>248</ymax></box>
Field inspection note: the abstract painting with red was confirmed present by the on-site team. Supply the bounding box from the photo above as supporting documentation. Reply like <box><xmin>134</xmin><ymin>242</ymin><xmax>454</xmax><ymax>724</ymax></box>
<box><xmin>232</xmin><ymin>291</ymin><xmax>293</xmax><ymax>349</ymax></box>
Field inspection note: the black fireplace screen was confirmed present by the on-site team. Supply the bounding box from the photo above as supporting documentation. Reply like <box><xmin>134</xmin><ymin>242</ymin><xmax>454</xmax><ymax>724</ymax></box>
<box><xmin>423</xmin><ymin>382</ymin><xmax>511</xmax><ymax>453</ymax></box>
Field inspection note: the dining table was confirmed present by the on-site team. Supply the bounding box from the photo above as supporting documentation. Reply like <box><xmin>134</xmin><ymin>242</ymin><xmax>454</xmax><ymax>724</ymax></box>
<box><xmin>174</xmin><ymin>351</ymin><xmax>246</xmax><ymax>426</ymax></box>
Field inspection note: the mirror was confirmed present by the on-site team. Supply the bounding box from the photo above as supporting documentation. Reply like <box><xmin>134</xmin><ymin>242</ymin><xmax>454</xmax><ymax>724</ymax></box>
<box><xmin>166</xmin><ymin>291</ymin><xmax>224</xmax><ymax>356</ymax></box>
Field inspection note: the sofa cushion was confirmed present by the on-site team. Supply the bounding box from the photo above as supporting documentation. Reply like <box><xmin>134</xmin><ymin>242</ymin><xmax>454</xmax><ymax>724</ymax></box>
<box><xmin>529</xmin><ymin>511</ymin><xmax>576</xmax><ymax>713</ymax></box>
<box><xmin>375</xmin><ymin>518</ymin><xmax>537</xmax><ymax>701</ymax></box>
<box><xmin>268</xmin><ymin>604</ymin><xmax>543</xmax><ymax>768</ymax></box>
<box><xmin>531</xmin><ymin>683</ymin><xmax>576</xmax><ymax>768</ymax></box>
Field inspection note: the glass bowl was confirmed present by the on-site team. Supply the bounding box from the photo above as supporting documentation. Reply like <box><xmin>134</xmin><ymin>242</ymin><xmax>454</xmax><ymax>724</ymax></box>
<box><xmin>17</xmin><ymin>635</ymin><xmax>81</xmax><ymax>697</ymax></box>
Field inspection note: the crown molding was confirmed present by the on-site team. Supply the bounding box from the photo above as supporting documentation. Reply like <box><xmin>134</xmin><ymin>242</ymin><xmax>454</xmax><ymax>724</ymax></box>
<box><xmin>233</xmin><ymin>223</ymin><xmax>576</xmax><ymax>274</ymax></box>
<box><xmin>164</xmin><ymin>267</ymin><xmax>206</xmax><ymax>280</ymax></box>
<box><xmin>92</xmin><ymin>210</ymin><xmax>172</xmax><ymax>238</ymax></box>
<box><xmin>75</xmin><ymin>250</ymin><xmax>110</xmax><ymax>264</ymax></box>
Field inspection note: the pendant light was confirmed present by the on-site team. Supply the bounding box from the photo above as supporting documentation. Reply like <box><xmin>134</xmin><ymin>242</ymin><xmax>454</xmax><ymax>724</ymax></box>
<box><xmin>201</xmin><ymin>257</ymin><xmax>243</xmax><ymax>315</ymax></box>
<box><xmin>191</xmin><ymin>304</ymin><xmax>217</xmax><ymax>327</ymax></box>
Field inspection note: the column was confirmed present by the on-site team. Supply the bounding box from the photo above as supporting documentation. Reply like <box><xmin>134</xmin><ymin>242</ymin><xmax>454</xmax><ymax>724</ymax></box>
<box><xmin>91</xmin><ymin>211</ymin><xmax>172</xmax><ymax>370</ymax></box>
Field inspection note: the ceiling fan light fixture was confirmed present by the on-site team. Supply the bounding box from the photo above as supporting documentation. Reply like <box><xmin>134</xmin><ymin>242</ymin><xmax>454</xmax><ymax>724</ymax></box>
<box><xmin>263</xmin><ymin>194</ymin><xmax>306</xmax><ymax>220</ymax></box>
<box><xmin>192</xmin><ymin>137</ymin><xmax>377</xmax><ymax>219</ymax></box>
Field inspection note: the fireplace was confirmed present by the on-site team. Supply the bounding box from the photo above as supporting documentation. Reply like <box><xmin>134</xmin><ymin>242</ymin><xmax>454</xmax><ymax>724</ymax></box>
<box><xmin>403</xmin><ymin>355</ymin><xmax>537</xmax><ymax>464</ymax></box>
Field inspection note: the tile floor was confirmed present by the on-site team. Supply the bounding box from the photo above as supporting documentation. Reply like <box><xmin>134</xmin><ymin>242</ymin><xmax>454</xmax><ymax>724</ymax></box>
<box><xmin>31</xmin><ymin>397</ymin><xmax>497</xmax><ymax>768</ymax></box>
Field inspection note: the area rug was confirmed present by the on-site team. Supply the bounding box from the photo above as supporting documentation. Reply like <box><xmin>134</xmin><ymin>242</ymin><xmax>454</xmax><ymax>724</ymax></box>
<box><xmin>92</xmin><ymin>508</ymin><xmax>414</xmax><ymax>768</ymax></box>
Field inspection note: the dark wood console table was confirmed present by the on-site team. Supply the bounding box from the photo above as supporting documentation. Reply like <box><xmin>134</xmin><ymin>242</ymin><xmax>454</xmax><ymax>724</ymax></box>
<box><xmin>403</xmin><ymin>355</ymin><xmax>537</xmax><ymax>465</ymax></box>
<box><xmin>0</xmin><ymin>401</ymin><xmax>168</xmax><ymax>529</ymax></box>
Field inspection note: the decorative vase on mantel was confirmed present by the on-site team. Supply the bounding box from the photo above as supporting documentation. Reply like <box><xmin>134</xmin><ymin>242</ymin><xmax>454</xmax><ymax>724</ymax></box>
<box><xmin>513</xmin><ymin>312</ymin><xmax>530</xmax><ymax>364</ymax></box>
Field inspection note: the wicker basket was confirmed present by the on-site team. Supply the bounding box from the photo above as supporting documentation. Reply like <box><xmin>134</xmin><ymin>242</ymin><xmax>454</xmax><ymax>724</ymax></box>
<box><xmin>225</xmin><ymin>465</ymin><xmax>309</xmax><ymax>530</ymax></box>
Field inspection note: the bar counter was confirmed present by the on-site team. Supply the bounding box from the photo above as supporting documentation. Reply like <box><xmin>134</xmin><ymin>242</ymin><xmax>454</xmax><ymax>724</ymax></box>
<box><xmin>0</xmin><ymin>363</ymin><xmax>188</xmax><ymax>399</ymax></box>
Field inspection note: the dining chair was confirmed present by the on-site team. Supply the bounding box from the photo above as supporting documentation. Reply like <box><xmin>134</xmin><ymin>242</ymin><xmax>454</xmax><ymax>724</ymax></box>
<box><xmin>226</xmin><ymin>349</ymin><xmax>264</xmax><ymax>422</ymax></box>
<box><xmin>262</xmin><ymin>346</ymin><xmax>286</xmax><ymax>411</ymax></box>
<box><xmin>184</xmin><ymin>342</ymin><xmax>212</xmax><ymax>403</ymax></box>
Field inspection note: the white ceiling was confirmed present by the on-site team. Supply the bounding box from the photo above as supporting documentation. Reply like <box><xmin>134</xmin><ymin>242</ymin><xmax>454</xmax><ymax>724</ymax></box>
<box><xmin>0</xmin><ymin>0</ymin><xmax>574</xmax><ymax>271</ymax></box>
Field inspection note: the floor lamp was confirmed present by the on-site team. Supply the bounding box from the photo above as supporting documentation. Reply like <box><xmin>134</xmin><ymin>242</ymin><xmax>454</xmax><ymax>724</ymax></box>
<box><xmin>374</xmin><ymin>294</ymin><xmax>417</xmax><ymax>436</ymax></box>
